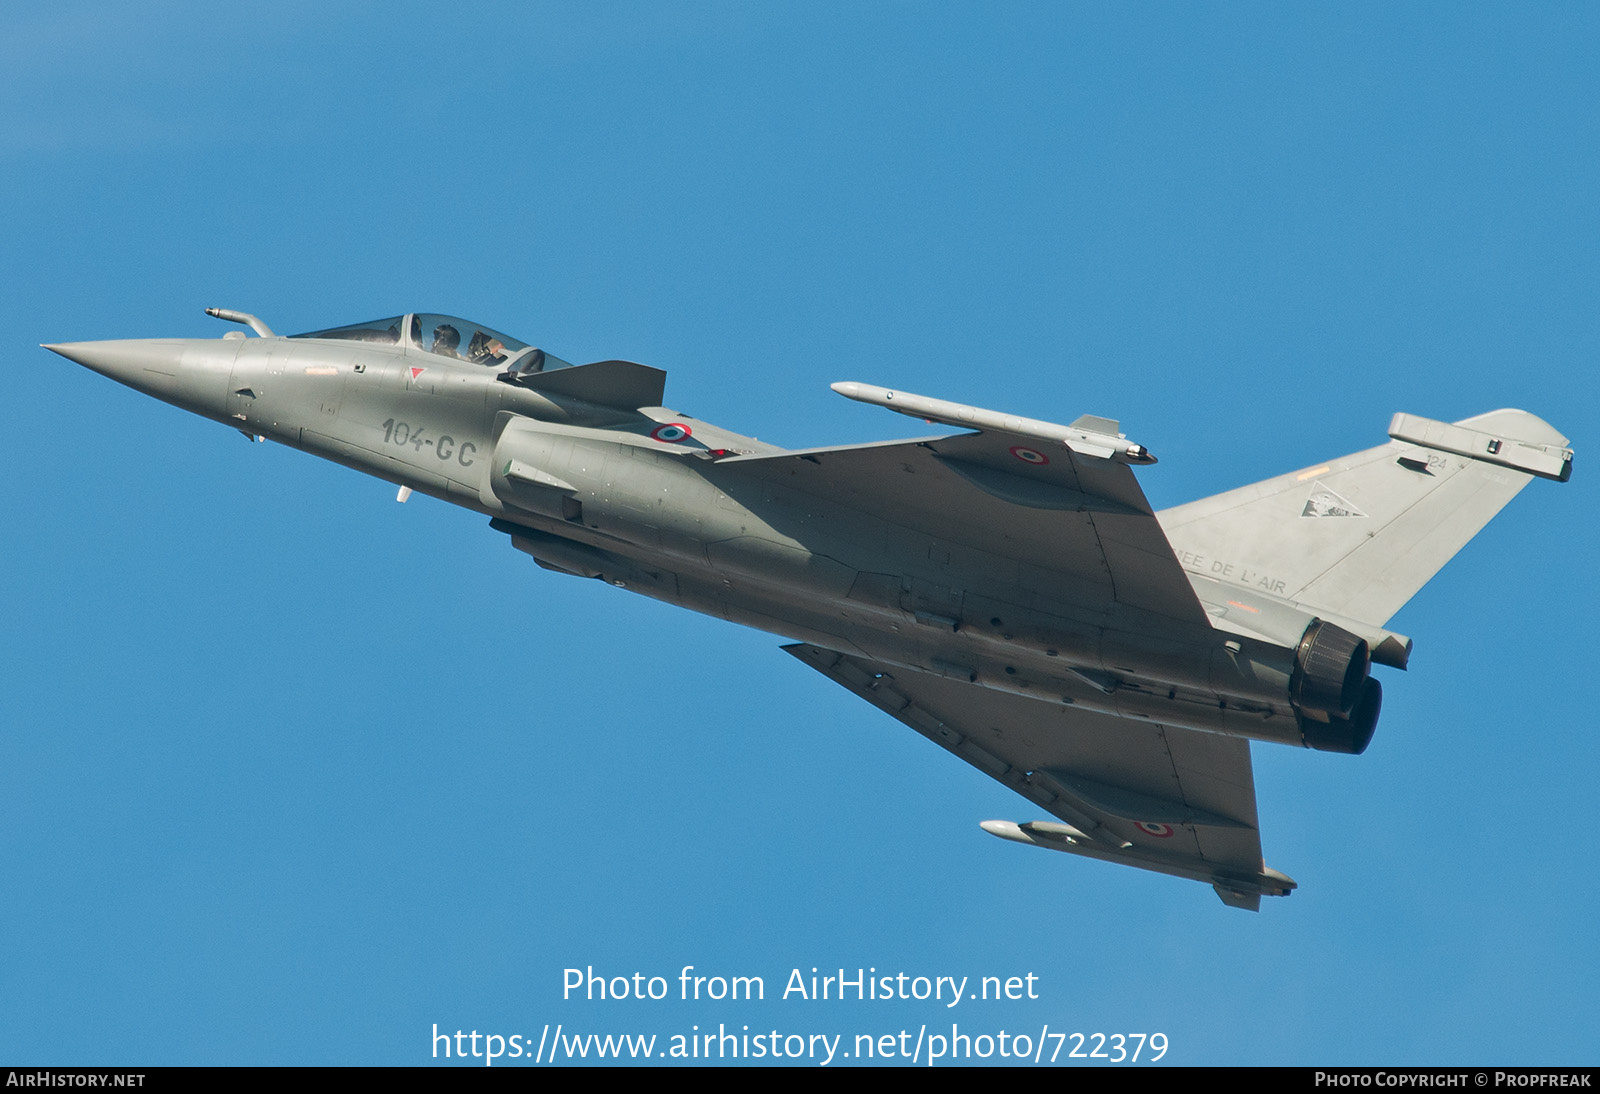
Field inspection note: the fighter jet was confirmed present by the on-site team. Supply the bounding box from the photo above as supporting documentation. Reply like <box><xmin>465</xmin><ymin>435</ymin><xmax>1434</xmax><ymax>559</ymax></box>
<box><xmin>46</xmin><ymin>308</ymin><xmax>1575</xmax><ymax>909</ymax></box>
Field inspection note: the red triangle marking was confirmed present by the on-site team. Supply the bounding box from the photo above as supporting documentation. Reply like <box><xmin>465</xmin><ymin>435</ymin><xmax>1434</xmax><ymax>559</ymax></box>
<box><xmin>409</xmin><ymin>367</ymin><xmax>426</xmax><ymax>381</ymax></box>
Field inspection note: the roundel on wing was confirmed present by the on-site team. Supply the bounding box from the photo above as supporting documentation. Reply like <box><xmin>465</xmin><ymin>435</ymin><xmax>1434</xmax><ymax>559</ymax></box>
<box><xmin>1009</xmin><ymin>446</ymin><xmax>1049</xmax><ymax>466</ymax></box>
<box><xmin>1135</xmin><ymin>821</ymin><xmax>1175</xmax><ymax>838</ymax></box>
<box><xmin>651</xmin><ymin>423</ymin><xmax>693</xmax><ymax>443</ymax></box>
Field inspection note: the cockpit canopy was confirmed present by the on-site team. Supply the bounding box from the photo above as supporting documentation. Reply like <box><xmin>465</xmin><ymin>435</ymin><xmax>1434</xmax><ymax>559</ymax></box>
<box><xmin>289</xmin><ymin>313</ymin><xmax>575</xmax><ymax>372</ymax></box>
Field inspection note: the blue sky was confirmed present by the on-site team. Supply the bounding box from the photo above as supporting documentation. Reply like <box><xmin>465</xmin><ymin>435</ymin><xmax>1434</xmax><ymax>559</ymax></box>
<box><xmin>4</xmin><ymin>2</ymin><xmax>1596</xmax><ymax>1066</ymax></box>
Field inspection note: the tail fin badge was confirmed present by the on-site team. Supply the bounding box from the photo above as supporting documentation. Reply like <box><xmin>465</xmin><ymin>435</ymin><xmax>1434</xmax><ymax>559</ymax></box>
<box><xmin>1301</xmin><ymin>482</ymin><xmax>1367</xmax><ymax>519</ymax></box>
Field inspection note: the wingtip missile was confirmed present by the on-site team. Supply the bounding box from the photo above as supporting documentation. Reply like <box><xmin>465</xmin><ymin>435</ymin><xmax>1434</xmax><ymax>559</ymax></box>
<box><xmin>831</xmin><ymin>381</ymin><xmax>1156</xmax><ymax>464</ymax></box>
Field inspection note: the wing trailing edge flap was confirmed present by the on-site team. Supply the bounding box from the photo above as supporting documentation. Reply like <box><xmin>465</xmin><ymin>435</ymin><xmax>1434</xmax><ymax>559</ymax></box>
<box><xmin>784</xmin><ymin>643</ymin><xmax>1296</xmax><ymax>907</ymax></box>
<box><xmin>1038</xmin><ymin>770</ymin><xmax>1253</xmax><ymax>830</ymax></box>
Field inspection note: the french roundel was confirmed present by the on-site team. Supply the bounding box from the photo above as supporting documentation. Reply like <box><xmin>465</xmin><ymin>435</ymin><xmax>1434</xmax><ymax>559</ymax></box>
<box><xmin>1136</xmin><ymin>821</ymin><xmax>1175</xmax><ymax>838</ymax></box>
<box><xmin>650</xmin><ymin>423</ymin><xmax>693</xmax><ymax>443</ymax></box>
<box><xmin>1009</xmin><ymin>446</ymin><xmax>1049</xmax><ymax>466</ymax></box>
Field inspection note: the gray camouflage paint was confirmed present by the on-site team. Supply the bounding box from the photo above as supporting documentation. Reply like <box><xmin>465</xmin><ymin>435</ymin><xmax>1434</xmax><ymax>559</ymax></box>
<box><xmin>45</xmin><ymin>309</ymin><xmax>1574</xmax><ymax>908</ymax></box>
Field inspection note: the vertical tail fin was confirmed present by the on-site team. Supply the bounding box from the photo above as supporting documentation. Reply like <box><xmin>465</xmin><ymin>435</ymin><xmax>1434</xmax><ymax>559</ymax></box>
<box><xmin>1157</xmin><ymin>410</ymin><xmax>1573</xmax><ymax>628</ymax></box>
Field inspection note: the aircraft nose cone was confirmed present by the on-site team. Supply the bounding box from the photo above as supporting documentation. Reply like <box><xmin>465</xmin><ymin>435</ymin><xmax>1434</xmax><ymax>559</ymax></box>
<box><xmin>43</xmin><ymin>339</ymin><xmax>189</xmax><ymax>388</ymax></box>
<box><xmin>44</xmin><ymin>337</ymin><xmax>236</xmax><ymax>421</ymax></box>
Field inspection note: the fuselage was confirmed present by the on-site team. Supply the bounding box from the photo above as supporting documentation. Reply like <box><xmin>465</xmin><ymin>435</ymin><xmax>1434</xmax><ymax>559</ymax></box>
<box><xmin>48</xmin><ymin>319</ymin><xmax>1379</xmax><ymax>754</ymax></box>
